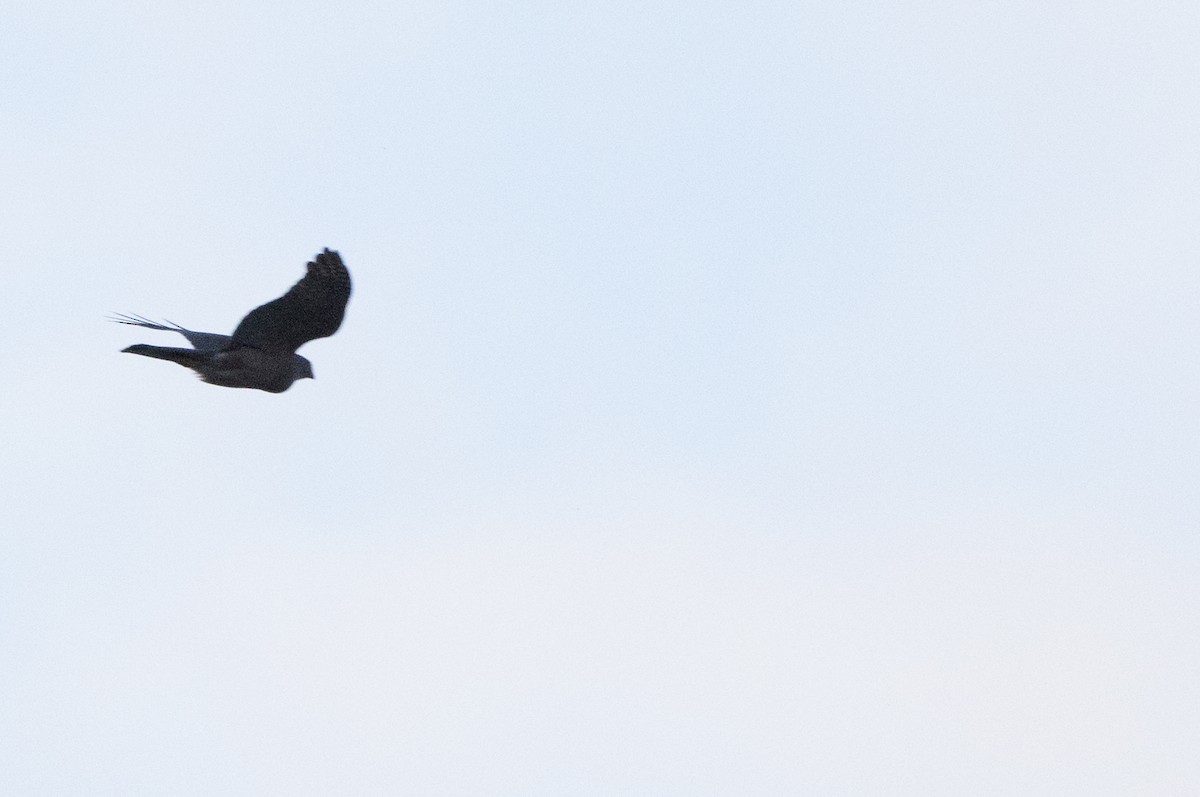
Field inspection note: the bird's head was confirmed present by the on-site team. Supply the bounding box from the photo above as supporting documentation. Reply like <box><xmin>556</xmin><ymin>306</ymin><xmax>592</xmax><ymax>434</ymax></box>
<box><xmin>293</xmin><ymin>355</ymin><xmax>315</xmax><ymax>381</ymax></box>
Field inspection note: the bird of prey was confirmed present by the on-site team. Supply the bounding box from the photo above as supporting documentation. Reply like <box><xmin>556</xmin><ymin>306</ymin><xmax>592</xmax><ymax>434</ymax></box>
<box><xmin>114</xmin><ymin>248</ymin><xmax>351</xmax><ymax>393</ymax></box>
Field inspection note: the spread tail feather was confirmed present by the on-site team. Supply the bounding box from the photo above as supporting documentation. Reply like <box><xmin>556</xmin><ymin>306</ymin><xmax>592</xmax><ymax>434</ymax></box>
<box><xmin>122</xmin><ymin>344</ymin><xmax>209</xmax><ymax>368</ymax></box>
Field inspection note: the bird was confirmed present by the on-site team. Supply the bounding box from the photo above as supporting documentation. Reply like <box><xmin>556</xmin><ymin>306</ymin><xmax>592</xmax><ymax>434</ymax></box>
<box><xmin>113</xmin><ymin>248</ymin><xmax>351</xmax><ymax>393</ymax></box>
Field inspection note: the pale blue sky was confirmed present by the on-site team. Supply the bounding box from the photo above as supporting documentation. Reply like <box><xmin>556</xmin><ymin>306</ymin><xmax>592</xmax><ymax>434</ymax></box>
<box><xmin>2</xmin><ymin>1</ymin><xmax>1198</xmax><ymax>793</ymax></box>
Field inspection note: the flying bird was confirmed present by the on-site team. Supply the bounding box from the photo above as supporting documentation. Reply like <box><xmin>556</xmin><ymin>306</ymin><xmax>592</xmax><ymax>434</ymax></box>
<box><xmin>114</xmin><ymin>248</ymin><xmax>351</xmax><ymax>393</ymax></box>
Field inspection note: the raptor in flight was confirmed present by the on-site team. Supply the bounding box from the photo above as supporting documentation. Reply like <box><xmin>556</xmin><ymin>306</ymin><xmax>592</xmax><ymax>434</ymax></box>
<box><xmin>114</xmin><ymin>248</ymin><xmax>351</xmax><ymax>393</ymax></box>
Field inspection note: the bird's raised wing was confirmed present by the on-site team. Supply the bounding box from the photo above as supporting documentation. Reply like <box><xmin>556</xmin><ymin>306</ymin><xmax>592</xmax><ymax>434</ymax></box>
<box><xmin>110</xmin><ymin>313</ymin><xmax>232</xmax><ymax>352</ymax></box>
<box><xmin>230</xmin><ymin>248</ymin><xmax>352</xmax><ymax>353</ymax></box>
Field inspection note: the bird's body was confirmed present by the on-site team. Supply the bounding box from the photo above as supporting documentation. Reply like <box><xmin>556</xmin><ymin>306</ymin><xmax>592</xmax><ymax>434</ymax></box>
<box><xmin>119</xmin><ymin>340</ymin><xmax>311</xmax><ymax>393</ymax></box>
<box><xmin>114</xmin><ymin>248</ymin><xmax>350</xmax><ymax>393</ymax></box>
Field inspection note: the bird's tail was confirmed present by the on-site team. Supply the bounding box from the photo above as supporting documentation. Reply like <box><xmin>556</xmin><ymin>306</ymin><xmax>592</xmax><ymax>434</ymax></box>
<box><xmin>122</xmin><ymin>344</ymin><xmax>208</xmax><ymax>368</ymax></box>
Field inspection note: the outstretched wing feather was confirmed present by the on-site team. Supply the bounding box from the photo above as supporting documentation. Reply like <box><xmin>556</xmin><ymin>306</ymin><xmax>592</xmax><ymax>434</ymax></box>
<box><xmin>110</xmin><ymin>313</ymin><xmax>231</xmax><ymax>352</ymax></box>
<box><xmin>230</xmin><ymin>248</ymin><xmax>351</xmax><ymax>352</ymax></box>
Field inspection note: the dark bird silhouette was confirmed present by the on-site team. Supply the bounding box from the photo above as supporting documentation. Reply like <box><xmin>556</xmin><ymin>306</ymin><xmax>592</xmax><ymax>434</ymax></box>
<box><xmin>114</xmin><ymin>248</ymin><xmax>351</xmax><ymax>393</ymax></box>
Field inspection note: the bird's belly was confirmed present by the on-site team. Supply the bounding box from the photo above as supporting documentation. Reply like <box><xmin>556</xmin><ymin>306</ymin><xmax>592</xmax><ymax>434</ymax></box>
<box><xmin>202</xmin><ymin>349</ymin><xmax>295</xmax><ymax>393</ymax></box>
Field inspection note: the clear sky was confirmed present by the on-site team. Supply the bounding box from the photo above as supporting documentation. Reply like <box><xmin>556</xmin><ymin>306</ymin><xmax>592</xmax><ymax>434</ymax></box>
<box><xmin>2</xmin><ymin>1</ymin><xmax>1198</xmax><ymax>793</ymax></box>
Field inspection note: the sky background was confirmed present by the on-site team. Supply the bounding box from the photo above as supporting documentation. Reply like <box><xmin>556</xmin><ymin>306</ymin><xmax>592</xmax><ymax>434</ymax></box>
<box><xmin>2</xmin><ymin>1</ymin><xmax>1198</xmax><ymax>793</ymax></box>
